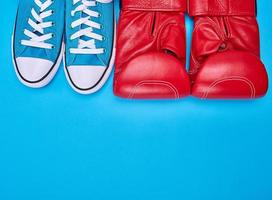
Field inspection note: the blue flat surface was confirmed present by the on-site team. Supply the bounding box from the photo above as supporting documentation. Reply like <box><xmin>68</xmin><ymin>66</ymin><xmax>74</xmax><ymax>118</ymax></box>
<box><xmin>0</xmin><ymin>1</ymin><xmax>271</xmax><ymax>200</ymax></box>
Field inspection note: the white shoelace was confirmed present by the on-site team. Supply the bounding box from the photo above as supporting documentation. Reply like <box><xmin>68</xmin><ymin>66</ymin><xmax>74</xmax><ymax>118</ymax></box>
<box><xmin>21</xmin><ymin>0</ymin><xmax>54</xmax><ymax>49</ymax></box>
<box><xmin>70</xmin><ymin>0</ymin><xmax>112</xmax><ymax>55</ymax></box>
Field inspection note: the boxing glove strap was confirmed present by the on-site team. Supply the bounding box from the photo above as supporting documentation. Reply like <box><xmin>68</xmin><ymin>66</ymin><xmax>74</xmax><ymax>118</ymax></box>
<box><xmin>122</xmin><ymin>0</ymin><xmax>186</xmax><ymax>12</ymax></box>
<box><xmin>188</xmin><ymin>0</ymin><xmax>256</xmax><ymax>16</ymax></box>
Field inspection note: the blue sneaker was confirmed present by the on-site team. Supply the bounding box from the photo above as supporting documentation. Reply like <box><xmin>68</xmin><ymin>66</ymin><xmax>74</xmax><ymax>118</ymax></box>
<box><xmin>64</xmin><ymin>0</ymin><xmax>115</xmax><ymax>94</ymax></box>
<box><xmin>12</xmin><ymin>0</ymin><xmax>64</xmax><ymax>88</ymax></box>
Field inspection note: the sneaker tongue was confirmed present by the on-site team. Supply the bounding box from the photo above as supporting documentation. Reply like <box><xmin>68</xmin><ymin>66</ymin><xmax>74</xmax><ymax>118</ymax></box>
<box><xmin>74</xmin><ymin>54</ymin><xmax>104</xmax><ymax>66</ymax></box>
<box><xmin>33</xmin><ymin>30</ymin><xmax>43</xmax><ymax>36</ymax></box>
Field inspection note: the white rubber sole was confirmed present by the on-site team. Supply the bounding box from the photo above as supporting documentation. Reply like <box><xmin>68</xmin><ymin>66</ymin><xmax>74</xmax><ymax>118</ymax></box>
<box><xmin>12</xmin><ymin>31</ymin><xmax>64</xmax><ymax>88</ymax></box>
<box><xmin>64</xmin><ymin>22</ymin><xmax>116</xmax><ymax>95</ymax></box>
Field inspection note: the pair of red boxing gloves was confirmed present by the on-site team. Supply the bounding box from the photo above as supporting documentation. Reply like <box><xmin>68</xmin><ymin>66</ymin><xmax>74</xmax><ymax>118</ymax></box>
<box><xmin>113</xmin><ymin>0</ymin><xmax>269</xmax><ymax>99</ymax></box>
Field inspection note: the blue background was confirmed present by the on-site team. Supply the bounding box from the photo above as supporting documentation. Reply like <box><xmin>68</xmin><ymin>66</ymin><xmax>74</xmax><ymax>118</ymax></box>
<box><xmin>0</xmin><ymin>1</ymin><xmax>271</xmax><ymax>200</ymax></box>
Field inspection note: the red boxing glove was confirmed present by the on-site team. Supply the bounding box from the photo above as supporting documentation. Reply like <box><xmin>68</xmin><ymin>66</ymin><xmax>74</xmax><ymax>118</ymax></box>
<box><xmin>188</xmin><ymin>0</ymin><xmax>268</xmax><ymax>99</ymax></box>
<box><xmin>114</xmin><ymin>0</ymin><xmax>190</xmax><ymax>99</ymax></box>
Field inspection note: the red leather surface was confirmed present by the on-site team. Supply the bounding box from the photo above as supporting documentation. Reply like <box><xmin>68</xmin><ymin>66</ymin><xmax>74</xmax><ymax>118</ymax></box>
<box><xmin>188</xmin><ymin>0</ymin><xmax>256</xmax><ymax>16</ymax></box>
<box><xmin>189</xmin><ymin>0</ymin><xmax>268</xmax><ymax>99</ymax></box>
<box><xmin>114</xmin><ymin>0</ymin><xmax>190</xmax><ymax>99</ymax></box>
<box><xmin>123</xmin><ymin>0</ymin><xmax>186</xmax><ymax>11</ymax></box>
<box><xmin>192</xmin><ymin>51</ymin><xmax>268</xmax><ymax>99</ymax></box>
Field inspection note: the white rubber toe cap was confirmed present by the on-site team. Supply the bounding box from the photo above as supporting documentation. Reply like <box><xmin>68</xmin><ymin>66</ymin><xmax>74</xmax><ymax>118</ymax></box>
<box><xmin>66</xmin><ymin>65</ymin><xmax>106</xmax><ymax>94</ymax></box>
<box><xmin>16</xmin><ymin>57</ymin><xmax>53</xmax><ymax>83</ymax></box>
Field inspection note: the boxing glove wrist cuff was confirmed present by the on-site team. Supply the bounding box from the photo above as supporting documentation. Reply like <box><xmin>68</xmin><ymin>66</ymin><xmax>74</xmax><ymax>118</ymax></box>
<box><xmin>188</xmin><ymin>0</ymin><xmax>256</xmax><ymax>16</ymax></box>
<box><xmin>122</xmin><ymin>0</ymin><xmax>186</xmax><ymax>12</ymax></box>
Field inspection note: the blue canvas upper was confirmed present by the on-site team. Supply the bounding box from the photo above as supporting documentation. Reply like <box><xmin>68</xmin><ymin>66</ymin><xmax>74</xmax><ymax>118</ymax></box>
<box><xmin>13</xmin><ymin>0</ymin><xmax>64</xmax><ymax>62</ymax></box>
<box><xmin>65</xmin><ymin>0</ymin><xmax>115</xmax><ymax>67</ymax></box>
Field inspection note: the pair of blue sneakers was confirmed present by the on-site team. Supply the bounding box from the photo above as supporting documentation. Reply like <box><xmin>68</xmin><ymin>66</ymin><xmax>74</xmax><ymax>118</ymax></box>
<box><xmin>12</xmin><ymin>0</ymin><xmax>115</xmax><ymax>94</ymax></box>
